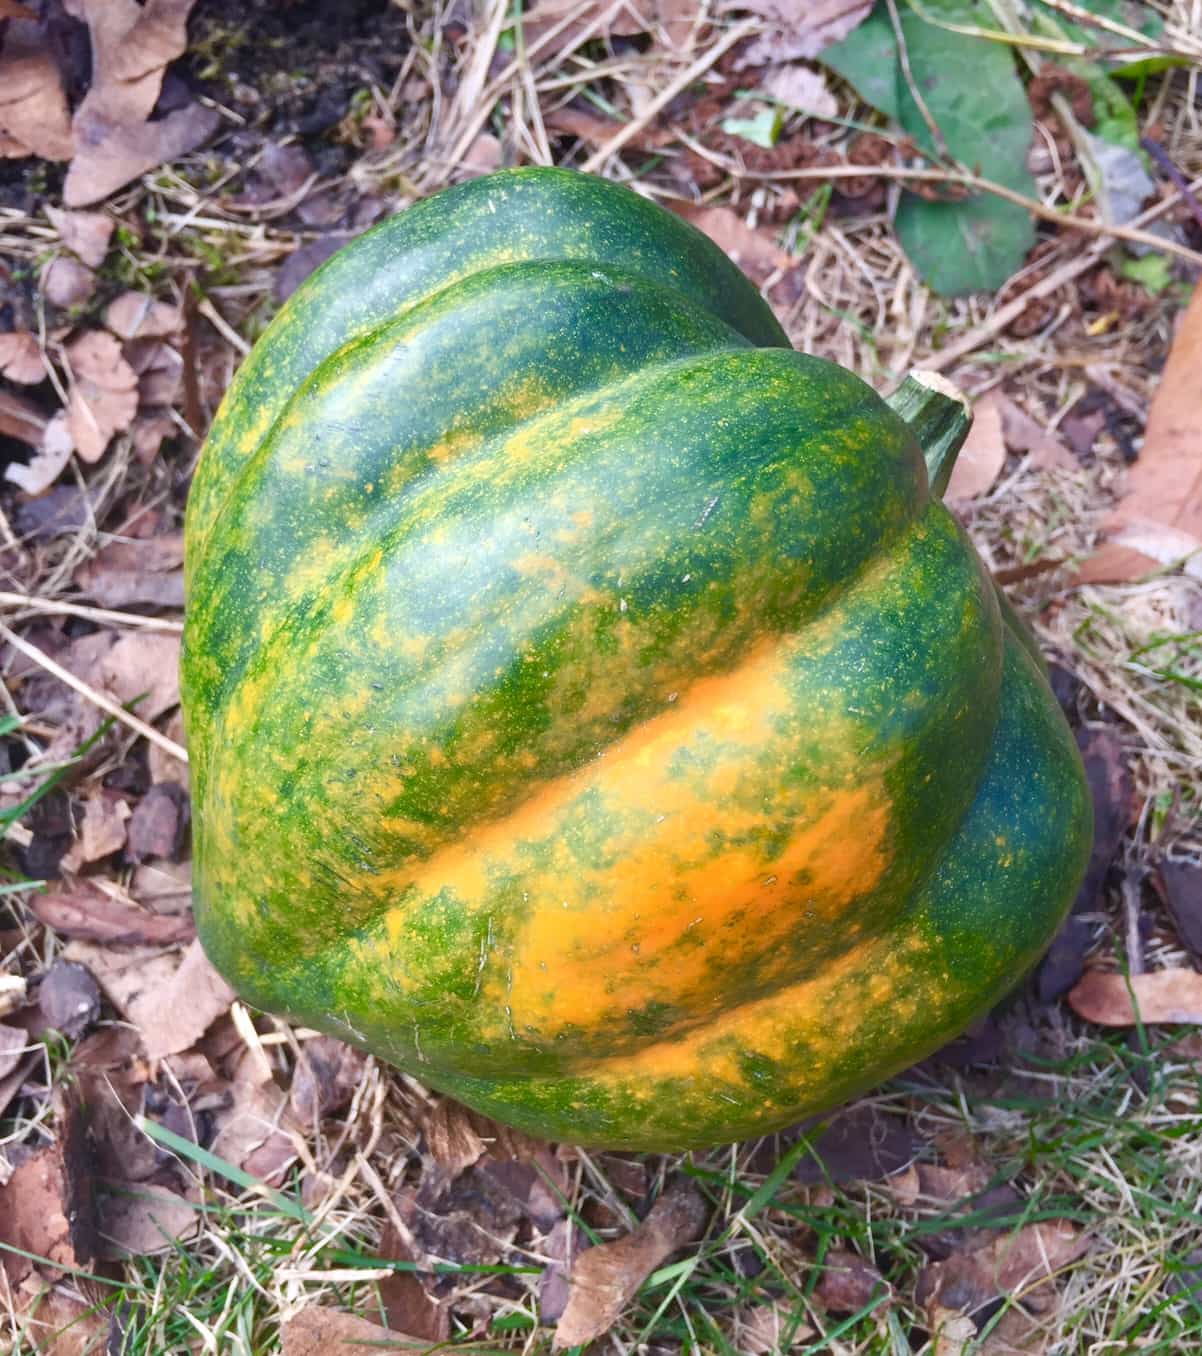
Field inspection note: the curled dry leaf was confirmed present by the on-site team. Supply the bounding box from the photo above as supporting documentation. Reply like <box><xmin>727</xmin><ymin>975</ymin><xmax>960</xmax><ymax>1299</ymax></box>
<box><xmin>0</xmin><ymin>330</ymin><xmax>46</xmax><ymax>384</ymax></box>
<box><xmin>31</xmin><ymin>881</ymin><xmax>195</xmax><ymax>946</ymax></box>
<box><xmin>554</xmin><ymin>1180</ymin><xmax>709</xmax><ymax>1348</ymax></box>
<box><xmin>41</xmin><ymin>254</ymin><xmax>97</xmax><ymax>308</ymax></box>
<box><xmin>65</xmin><ymin>330</ymin><xmax>139</xmax><ymax>462</ymax></box>
<box><xmin>0</xmin><ymin>17</ymin><xmax>75</xmax><ymax>160</ymax></box>
<box><xmin>1068</xmin><ymin>968</ymin><xmax>1202</xmax><ymax>1026</ymax></box>
<box><xmin>421</xmin><ymin>1095</ymin><xmax>488</xmax><ymax>1185</ymax></box>
<box><xmin>946</xmin><ymin>395</ymin><xmax>1007</xmax><ymax>502</ymax></box>
<box><xmin>105</xmin><ymin>291</ymin><xmax>183</xmax><ymax>340</ymax></box>
<box><xmin>1079</xmin><ymin>285</ymin><xmax>1202</xmax><ymax>582</ymax></box>
<box><xmin>45</xmin><ymin>205</ymin><xmax>115</xmax><ymax>268</ymax></box>
<box><xmin>5</xmin><ymin>410</ymin><xmax>74</xmax><ymax>496</ymax></box>
<box><xmin>290</xmin><ymin>1035</ymin><xmax>366</xmax><ymax>1123</ymax></box>
<box><xmin>993</xmin><ymin>393</ymin><xmax>1073</xmax><ymax>471</ymax></box>
<box><xmin>126</xmin><ymin>782</ymin><xmax>189</xmax><ymax>862</ymax></box>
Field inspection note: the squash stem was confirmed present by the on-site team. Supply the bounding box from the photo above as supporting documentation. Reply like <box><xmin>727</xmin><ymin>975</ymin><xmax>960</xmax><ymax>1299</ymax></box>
<box><xmin>885</xmin><ymin>371</ymin><xmax>973</xmax><ymax>500</ymax></box>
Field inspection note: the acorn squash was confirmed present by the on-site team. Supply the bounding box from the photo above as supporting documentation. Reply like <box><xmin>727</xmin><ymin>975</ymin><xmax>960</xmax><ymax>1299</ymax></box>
<box><xmin>182</xmin><ymin>167</ymin><xmax>1091</xmax><ymax>1151</ymax></box>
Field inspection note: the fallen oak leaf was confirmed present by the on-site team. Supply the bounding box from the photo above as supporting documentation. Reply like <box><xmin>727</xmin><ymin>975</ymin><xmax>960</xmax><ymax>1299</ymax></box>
<box><xmin>554</xmin><ymin>1180</ymin><xmax>709</xmax><ymax>1348</ymax></box>
<box><xmin>1068</xmin><ymin>968</ymin><xmax>1202</xmax><ymax>1025</ymax></box>
<box><xmin>60</xmin><ymin>788</ymin><xmax>131</xmax><ymax>870</ymax></box>
<box><xmin>74</xmin><ymin>530</ymin><xmax>185</xmax><ymax>608</ymax></box>
<box><xmin>95</xmin><ymin>1182</ymin><xmax>200</xmax><ymax>1258</ymax></box>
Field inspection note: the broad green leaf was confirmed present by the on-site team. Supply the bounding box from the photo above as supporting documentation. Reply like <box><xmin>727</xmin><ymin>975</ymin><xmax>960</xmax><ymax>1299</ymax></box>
<box><xmin>897</xmin><ymin>192</ymin><xmax>1035</xmax><ymax>295</ymax></box>
<box><xmin>822</xmin><ymin>7</ymin><xmax>901</xmax><ymax>120</ymax></box>
<box><xmin>1120</xmin><ymin>253</ymin><xmax>1174</xmax><ymax>293</ymax></box>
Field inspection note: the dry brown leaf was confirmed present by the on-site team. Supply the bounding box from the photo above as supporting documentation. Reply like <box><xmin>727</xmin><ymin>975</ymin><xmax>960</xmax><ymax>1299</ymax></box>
<box><xmin>0</xmin><ymin>2</ymin><xmax>37</xmax><ymax>18</ymax></box>
<box><xmin>717</xmin><ymin>0</ymin><xmax>872</xmax><ymax>67</ymax></box>
<box><xmin>5</xmin><ymin>410</ymin><xmax>74</xmax><ymax>495</ymax></box>
<box><xmin>377</xmin><ymin>1217</ymin><xmax>451</xmax><ymax>1342</ymax></box>
<box><xmin>815</xmin><ymin>1248</ymin><xmax>886</xmax><ymax>1312</ymax></box>
<box><xmin>554</xmin><ymin>1181</ymin><xmax>709</xmax><ymax>1348</ymax></box>
<box><xmin>1080</xmin><ymin>286</ymin><xmax>1202</xmax><ymax>582</ymax></box>
<box><xmin>994</xmin><ymin>393</ymin><xmax>1074</xmax><ymax>471</ymax></box>
<box><xmin>65</xmin><ymin>101</ymin><xmax>221</xmax><ymax>208</ymax></box>
<box><xmin>0</xmin><ymin>330</ymin><xmax>46</xmax><ymax>384</ymax></box>
<box><xmin>96</xmin><ymin>1183</ymin><xmax>200</xmax><ymax>1258</ymax></box>
<box><xmin>105</xmin><ymin>291</ymin><xmax>183</xmax><ymax>340</ymax></box>
<box><xmin>110</xmin><ymin>0</ymin><xmax>196</xmax><ymax>82</ymax></box>
<box><xmin>759</xmin><ymin>64</ymin><xmax>839</xmax><ymax>118</ymax></box>
<box><xmin>61</xmin><ymin>789</ymin><xmax>131</xmax><ymax>871</ymax></box>
<box><xmin>522</xmin><ymin>0</ymin><xmax>647</xmax><ymax>58</ymax></box>
<box><xmin>65</xmin><ymin>330</ymin><xmax>138</xmax><ymax>461</ymax></box>
<box><xmin>290</xmin><ymin>1035</ymin><xmax>366</xmax><ymax>1124</ymax></box>
<box><xmin>0</xmin><ymin>18</ymin><xmax>74</xmax><ymax>160</ymax></box>
<box><xmin>281</xmin><ymin>1307</ymin><xmax>411</xmax><ymax>1356</ymax></box>
<box><xmin>672</xmin><ymin>204</ymin><xmax>794</xmax><ymax>286</ymax></box>
<box><xmin>138</xmin><ymin>938</ymin><xmax>236</xmax><ymax>1060</ymax></box>
<box><xmin>74</xmin><ymin>531</ymin><xmax>185</xmax><ymax>608</ymax></box>
<box><xmin>148</xmin><ymin>712</ymin><xmax>189</xmax><ymax>788</ymax></box>
<box><xmin>41</xmin><ymin>254</ymin><xmax>97</xmax><ymax>308</ymax></box>
<box><xmin>0</xmin><ymin>388</ymin><xmax>46</xmax><ymax>446</ymax></box>
<box><xmin>32</xmin><ymin>881</ymin><xmax>195</xmax><ymax>946</ymax></box>
<box><xmin>95</xmin><ymin>629</ymin><xmax>181</xmax><ymax>719</ymax></box>
<box><xmin>920</xmin><ymin>1221</ymin><xmax>1087</xmax><ymax>1353</ymax></box>
<box><xmin>422</xmin><ymin>1097</ymin><xmax>488</xmax><ymax>1179</ymax></box>
<box><xmin>947</xmin><ymin>395</ymin><xmax>1007</xmax><ymax>501</ymax></box>
<box><xmin>45</xmin><ymin>205</ymin><xmax>115</xmax><ymax>268</ymax></box>
<box><xmin>60</xmin><ymin>938</ymin><xmax>229</xmax><ymax>1060</ymax></box>
<box><xmin>209</xmin><ymin>1069</ymin><xmax>300</xmax><ymax>1182</ymax></box>
<box><xmin>1068</xmin><ymin>967</ymin><xmax>1202</xmax><ymax>1025</ymax></box>
<box><xmin>737</xmin><ymin>1304</ymin><xmax>816</xmax><ymax>1354</ymax></box>
<box><xmin>130</xmin><ymin>409</ymin><xmax>176</xmax><ymax>465</ymax></box>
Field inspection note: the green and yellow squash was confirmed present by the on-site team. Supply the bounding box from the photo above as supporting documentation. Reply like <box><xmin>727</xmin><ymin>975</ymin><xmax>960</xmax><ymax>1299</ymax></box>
<box><xmin>182</xmin><ymin>167</ymin><xmax>1091</xmax><ymax>1151</ymax></box>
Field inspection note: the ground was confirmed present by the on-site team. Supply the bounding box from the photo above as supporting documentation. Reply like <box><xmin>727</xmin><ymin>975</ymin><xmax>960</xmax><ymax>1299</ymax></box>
<box><xmin>0</xmin><ymin>0</ymin><xmax>1201</xmax><ymax>1353</ymax></box>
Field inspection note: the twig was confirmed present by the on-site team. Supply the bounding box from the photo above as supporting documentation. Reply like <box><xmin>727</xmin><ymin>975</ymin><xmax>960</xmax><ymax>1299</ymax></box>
<box><xmin>0</xmin><ymin>592</ymin><xmax>184</xmax><ymax>632</ymax></box>
<box><xmin>581</xmin><ymin>20</ymin><xmax>757</xmax><ymax>174</ymax></box>
<box><xmin>0</xmin><ymin>621</ymin><xmax>189</xmax><ymax>763</ymax></box>
<box><xmin>1122</xmin><ymin>868</ymin><xmax>1145</xmax><ymax>976</ymax></box>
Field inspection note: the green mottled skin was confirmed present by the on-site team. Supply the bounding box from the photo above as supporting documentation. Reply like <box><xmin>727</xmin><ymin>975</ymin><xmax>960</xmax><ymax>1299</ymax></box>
<box><xmin>182</xmin><ymin>167</ymin><xmax>1092</xmax><ymax>1151</ymax></box>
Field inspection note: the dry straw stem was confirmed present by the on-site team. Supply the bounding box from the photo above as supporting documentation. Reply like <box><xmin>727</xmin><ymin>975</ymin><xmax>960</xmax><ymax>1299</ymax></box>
<box><xmin>0</xmin><ymin>621</ymin><xmax>188</xmax><ymax>762</ymax></box>
<box><xmin>0</xmin><ymin>592</ymin><xmax>183</xmax><ymax>632</ymax></box>
<box><xmin>580</xmin><ymin>19</ymin><xmax>758</xmax><ymax>173</ymax></box>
